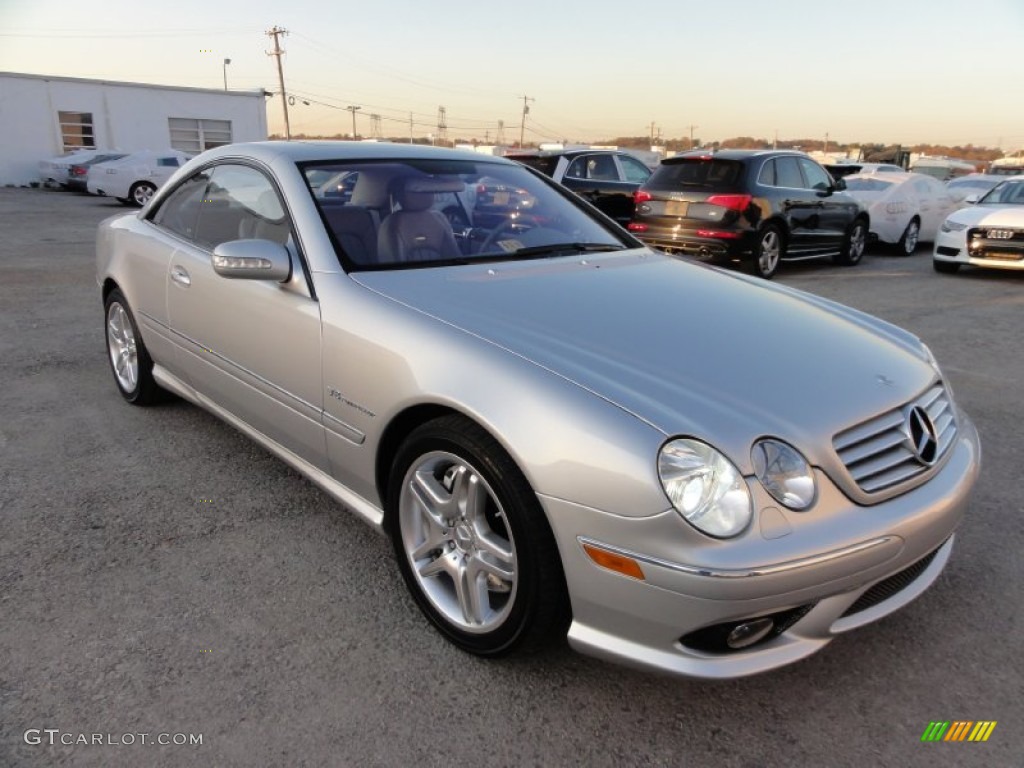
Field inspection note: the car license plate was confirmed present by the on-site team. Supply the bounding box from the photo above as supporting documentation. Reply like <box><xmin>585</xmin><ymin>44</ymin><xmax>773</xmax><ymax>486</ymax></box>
<box><xmin>665</xmin><ymin>201</ymin><xmax>689</xmax><ymax>216</ymax></box>
<box><xmin>492</xmin><ymin>191</ymin><xmax>509</xmax><ymax>206</ymax></box>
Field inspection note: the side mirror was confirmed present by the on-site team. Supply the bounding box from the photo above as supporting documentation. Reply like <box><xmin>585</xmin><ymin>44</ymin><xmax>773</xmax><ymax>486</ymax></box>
<box><xmin>211</xmin><ymin>239</ymin><xmax>291</xmax><ymax>282</ymax></box>
<box><xmin>964</xmin><ymin>193</ymin><xmax>979</xmax><ymax>205</ymax></box>
<box><xmin>833</xmin><ymin>177</ymin><xmax>847</xmax><ymax>191</ymax></box>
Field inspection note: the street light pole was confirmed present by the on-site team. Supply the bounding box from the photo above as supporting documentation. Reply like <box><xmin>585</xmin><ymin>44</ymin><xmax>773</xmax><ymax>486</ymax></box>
<box><xmin>222</xmin><ymin>58</ymin><xmax>231</xmax><ymax>90</ymax></box>
<box><xmin>346</xmin><ymin>105</ymin><xmax>362</xmax><ymax>140</ymax></box>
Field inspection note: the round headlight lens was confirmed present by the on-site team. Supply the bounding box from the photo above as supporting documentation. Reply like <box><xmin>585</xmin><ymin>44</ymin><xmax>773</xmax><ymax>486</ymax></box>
<box><xmin>658</xmin><ymin>439</ymin><xmax>752</xmax><ymax>538</ymax></box>
<box><xmin>751</xmin><ymin>439</ymin><xmax>816</xmax><ymax>510</ymax></box>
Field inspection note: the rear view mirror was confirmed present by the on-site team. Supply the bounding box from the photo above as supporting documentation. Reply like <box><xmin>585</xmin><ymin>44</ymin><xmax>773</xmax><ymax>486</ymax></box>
<box><xmin>212</xmin><ymin>239</ymin><xmax>291</xmax><ymax>282</ymax></box>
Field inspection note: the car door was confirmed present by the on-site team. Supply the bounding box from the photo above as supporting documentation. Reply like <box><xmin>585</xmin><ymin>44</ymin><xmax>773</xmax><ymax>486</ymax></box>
<box><xmin>164</xmin><ymin>162</ymin><xmax>327</xmax><ymax>468</ymax></box>
<box><xmin>799</xmin><ymin>156</ymin><xmax>852</xmax><ymax>251</ymax></box>
<box><xmin>770</xmin><ymin>156</ymin><xmax>821</xmax><ymax>254</ymax></box>
<box><xmin>560</xmin><ymin>153</ymin><xmax>637</xmax><ymax>225</ymax></box>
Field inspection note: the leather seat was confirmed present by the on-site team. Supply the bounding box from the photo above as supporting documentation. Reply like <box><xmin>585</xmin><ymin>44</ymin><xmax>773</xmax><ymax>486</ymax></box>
<box><xmin>377</xmin><ymin>177</ymin><xmax>464</xmax><ymax>263</ymax></box>
<box><xmin>323</xmin><ymin>206</ymin><xmax>378</xmax><ymax>265</ymax></box>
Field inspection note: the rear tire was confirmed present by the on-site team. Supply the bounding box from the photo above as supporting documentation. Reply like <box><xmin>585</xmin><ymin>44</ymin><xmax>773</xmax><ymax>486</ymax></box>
<box><xmin>104</xmin><ymin>289</ymin><xmax>163</xmax><ymax>405</ymax></box>
<box><xmin>933</xmin><ymin>259</ymin><xmax>960</xmax><ymax>274</ymax></box>
<box><xmin>129</xmin><ymin>181</ymin><xmax>157</xmax><ymax>207</ymax></box>
<box><xmin>752</xmin><ymin>224</ymin><xmax>784</xmax><ymax>279</ymax></box>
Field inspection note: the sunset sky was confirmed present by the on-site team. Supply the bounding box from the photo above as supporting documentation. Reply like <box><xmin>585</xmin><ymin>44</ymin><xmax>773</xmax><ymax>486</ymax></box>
<box><xmin>3</xmin><ymin>0</ymin><xmax>1022</xmax><ymax>151</ymax></box>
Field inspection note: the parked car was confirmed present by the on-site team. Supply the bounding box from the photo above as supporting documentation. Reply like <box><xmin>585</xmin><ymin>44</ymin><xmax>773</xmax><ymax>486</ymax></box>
<box><xmin>843</xmin><ymin>172</ymin><xmax>959</xmax><ymax>255</ymax></box>
<box><xmin>945</xmin><ymin>173</ymin><xmax>1005</xmax><ymax>203</ymax></box>
<box><xmin>66</xmin><ymin>153</ymin><xmax>128</xmax><ymax>192</ymax></box>
<box><xmin>933</xmin><ymin>175</ymin><xmax>1024</xmax><ymax>273</ymax></box>
<box><xmin>38</xmin><ymin>149</ymin><xmax>104</xmax><ymax>187</ymax></box>
<box><xmin>97</xmin><ymin>141</ymin><xmax>979</xmax><ymax>680</ymax></box>
<box><xmin>506</xmin><ymin>149</ymin><xmax>652</xmax><ymax>226</ymax></box>
<box><xmin>87</xmin><ymin>149</ymin><xmax>192</xmax><ymax>206</ymax></box>
<box><xmin>824</xmin><ymin>162</ymin><xmax>905</xmax><ymax>179</ymax></box>
<box><xmin>628</xmin><ymin>149</ymin><xmax>869</xmax><ymax>278</ymax></box>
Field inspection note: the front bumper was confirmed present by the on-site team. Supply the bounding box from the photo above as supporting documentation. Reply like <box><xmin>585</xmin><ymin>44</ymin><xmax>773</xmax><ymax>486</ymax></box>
<box><xmin>543</xmin><ymin>414</ymin><xmax>980</xmax><ymax>679</ymax></box>
<box><xmin>934</xmin><ymin>228</ymin><xmax>1024</xmax><ymax>270</ymax></box>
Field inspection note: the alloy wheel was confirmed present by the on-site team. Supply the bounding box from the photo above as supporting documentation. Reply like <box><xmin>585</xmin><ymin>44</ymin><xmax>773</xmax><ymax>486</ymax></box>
<box><xmin>106</xmin><ymin>302</ymin><xmax>138</xmax><ymax>393</ymax></box>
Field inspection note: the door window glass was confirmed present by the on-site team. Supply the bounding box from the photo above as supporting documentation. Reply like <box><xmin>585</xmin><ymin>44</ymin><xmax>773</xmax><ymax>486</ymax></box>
<box><xmin>620</xmin><ymin>156</ymin><xmax>652</xmax><ymax>183</ymax></box>
<box><xmin>194</xmin><ymin>165</ymin><xmax>291</xmax><ymax>250</ymax></box>
<box><xmin>152</xmin><ymin>171</ymin><xmax>211</xmax><ymax>241</ymax></box>
<box><xmin>798</xmin><ymin>158</ymin><xmax>832</xmax><ymax>191</ymax></box>
<box><xmin>775</xmin><ymin>157</ymin><xmax>804</xmax><ymax>189</ymax></box>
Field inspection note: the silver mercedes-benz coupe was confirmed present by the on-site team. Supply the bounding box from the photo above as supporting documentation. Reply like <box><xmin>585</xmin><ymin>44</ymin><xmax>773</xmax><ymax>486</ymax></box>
<box><xmin>96</xmin><ymin>142</ymin><xmax>980</xmax><ymax>679</ymax></box>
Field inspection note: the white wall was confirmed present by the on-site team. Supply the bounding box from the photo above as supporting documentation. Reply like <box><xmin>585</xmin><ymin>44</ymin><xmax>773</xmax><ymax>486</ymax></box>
<box><xmin>0</xmin><ymin>72</ymin><xmax>268</xmax><ymax>186</ymax></box>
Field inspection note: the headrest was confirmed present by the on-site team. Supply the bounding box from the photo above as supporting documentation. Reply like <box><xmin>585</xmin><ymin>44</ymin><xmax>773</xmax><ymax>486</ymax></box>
<box><xmin>397</xmin><ymin>176</ymin><xmax>466</xmax><ymax>213</ymax></box>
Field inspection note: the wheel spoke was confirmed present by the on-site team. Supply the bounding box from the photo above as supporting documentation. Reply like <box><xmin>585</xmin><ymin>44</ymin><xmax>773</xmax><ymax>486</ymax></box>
<box><xmin>474</xmin><ymin>529</ymin><xmax>513</xmax><ymax>565</ymax></box>
<box><xmin>455</xmin><ymin>559</ymin><xmax>488</xmax><ymax>625</ymax></box>
<box><xmin>473</xmin><ymin>551</ymin><xmax>515</xmax><ymax>583</ymax></box>
<box><xmin>411</xmin><ymin>469</ymin><xmax>452</xmax><ymax>518</ymax></box>
<box><xmin>418</xmin><ymin>551</ymin><xmax>454</xmax><ymax>579</ymax></box>
<box><xmin>457</xmin><ymin>470</ymin><xmax>487</xmax><ymax>524</ymax></box>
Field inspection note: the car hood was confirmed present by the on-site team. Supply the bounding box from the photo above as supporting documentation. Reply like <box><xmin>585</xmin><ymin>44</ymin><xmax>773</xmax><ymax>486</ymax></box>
<box><xmin>947</xmin><ymin>204</ymin><xmax>1024</xmax><ymax>227</ymax></box>
<box><xmin>353</xmin><ymin>251</ymin><xmax>935</xmax><ymax>470</ymax></box>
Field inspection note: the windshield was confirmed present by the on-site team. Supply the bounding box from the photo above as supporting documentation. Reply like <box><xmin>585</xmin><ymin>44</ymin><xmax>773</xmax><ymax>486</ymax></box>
<box><xmin>977</xmin><ymin>179</ymin><xmax>1024</xmax><ymax>206</ymax></box>
<box><xmin>301</xmin><ymin>158</ymin><xmax>631</xmax><ymax>270</ymax></box>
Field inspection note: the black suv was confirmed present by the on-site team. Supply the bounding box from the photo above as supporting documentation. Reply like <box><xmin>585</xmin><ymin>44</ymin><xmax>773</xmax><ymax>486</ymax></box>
<box><xmin>628</xmin><ymin>149</ymin><xmax>869</xmax><ymax>278</ymax></box>
<box><xmin>506</xmin><ymin>149</ymin><xmax>652</xmax><ymax>226</ymax></box>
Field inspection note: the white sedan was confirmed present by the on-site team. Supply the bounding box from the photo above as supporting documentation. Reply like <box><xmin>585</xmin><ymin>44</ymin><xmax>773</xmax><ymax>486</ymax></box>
<box><xmin>86</xmin><ymin>149</ymin><xmax>192</xmax><ymax>206</ymax></box>
<box><xmin>38</xmin><ymin>149</ymin><xmax>105</xmax><ymax>187</ymax></box>
<box><xmin>843</xmin><ymin>172</ymin><xmax>960</xmax><ymax>255</ymax></box>
<box><xmin>933</xmin><ymin>175</ymin><xmax>1024</xmax><ymax>273</ymax></box>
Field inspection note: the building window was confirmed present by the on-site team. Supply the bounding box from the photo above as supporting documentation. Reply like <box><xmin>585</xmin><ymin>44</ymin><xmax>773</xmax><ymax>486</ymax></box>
<box><xmin>58</xmin><ymin>111</ymin><xmax>95</xmax><ymax>151</ymax></box>
<box><xmin>169</xmin><ymin>118</ymin><xmax>233</xmax><ymax>153</ymax></box>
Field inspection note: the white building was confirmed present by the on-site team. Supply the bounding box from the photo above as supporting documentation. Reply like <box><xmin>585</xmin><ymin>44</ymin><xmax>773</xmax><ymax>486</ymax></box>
<box><xmin>0</xmin><ymin>72</ymin><xmax>268</xmax><ymax>186</ymax></box>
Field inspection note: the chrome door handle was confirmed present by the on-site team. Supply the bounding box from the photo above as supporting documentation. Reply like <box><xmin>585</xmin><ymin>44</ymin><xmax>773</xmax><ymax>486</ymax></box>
<box><xmin>170</xmin><ymin>265</ymin><xmax>191</xmax><ymax>286</ymax></box>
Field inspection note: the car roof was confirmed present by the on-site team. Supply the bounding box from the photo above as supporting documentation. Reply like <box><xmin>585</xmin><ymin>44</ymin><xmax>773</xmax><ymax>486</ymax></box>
<box><xmin>506</xmin><ymin>148</ymin><xmax>625</xmax><ymax>158</ymax></box>
<box><xmin>202</xmin><ymin>141</ymin><xmax>517</xmax><ymax>167</ymax></box>
<box><xmin>666</xmin><ymin>148</ymin><xmax>807</xmax><ymax>161</ymax></box>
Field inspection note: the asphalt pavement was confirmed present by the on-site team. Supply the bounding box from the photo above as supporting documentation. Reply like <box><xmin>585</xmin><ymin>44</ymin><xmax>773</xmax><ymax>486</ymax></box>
<box><xmin>1</xmin><ymin>187</ymin><xmax>1021</xmax><ymax>768</ymax></box>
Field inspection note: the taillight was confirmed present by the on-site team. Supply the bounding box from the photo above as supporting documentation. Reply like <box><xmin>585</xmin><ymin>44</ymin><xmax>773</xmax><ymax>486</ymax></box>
<box><xmin>706</xmin><ymin>194</ymin><xmax>752</xmax><ymax>211</ymax></box>
<box><xmin>72</xmin><ymin>167</ymin><xmax>87</xmax><ymax>176</ymax></box>
<box><xmin>633</xmin><ymin>190</ymin><xmax>652</xmax><ymax>203</ymax></box>
<box><xmin>628</xmin><ymin>222</ymin><xmax>648</xmax><ymax>232</ymax></box>
<box><xmin>696</xmin><ymin>229</ymin><xmax>741</xmax><ymax>239</ymax></box>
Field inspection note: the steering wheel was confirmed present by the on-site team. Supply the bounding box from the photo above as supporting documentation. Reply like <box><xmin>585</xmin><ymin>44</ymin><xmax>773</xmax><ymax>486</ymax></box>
<box><xmin>477</xmin><ymin>216</ymin><xmax>536</xmax><ymax>253</ymax></box>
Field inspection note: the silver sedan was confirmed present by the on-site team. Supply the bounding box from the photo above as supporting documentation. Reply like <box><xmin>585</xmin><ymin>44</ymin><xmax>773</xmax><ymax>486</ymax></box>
<box><xmin>96</xmin><ymin>141</ymin><xmax>980</xmax><ymax>679</ymax></box>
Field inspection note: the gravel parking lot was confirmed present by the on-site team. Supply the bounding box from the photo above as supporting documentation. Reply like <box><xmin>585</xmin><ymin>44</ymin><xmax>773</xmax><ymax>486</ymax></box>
<box><xmin>1</xmin><ymin>187</ymin><xmax>1021</xmax><ymax>768</ymax></box>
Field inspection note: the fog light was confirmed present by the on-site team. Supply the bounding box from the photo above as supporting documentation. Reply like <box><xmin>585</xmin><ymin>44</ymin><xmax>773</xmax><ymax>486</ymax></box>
<box><xmin>726</xmin><ymin>618</ymin><xmax>775</xmax><ymax>649</ymax></box>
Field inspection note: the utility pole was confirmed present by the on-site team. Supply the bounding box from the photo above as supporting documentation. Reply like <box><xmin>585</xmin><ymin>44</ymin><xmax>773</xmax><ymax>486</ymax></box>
<box><xmin>345</xmin><ymin>105</ymin><xmax>361</xmax><ymax>139</ymax></box>
<box><xmin>496</xmin><ymin>120</ymin><xmax>505</xmax><ymax>146</ymax></box>
<box><xmin>649</xmin><ymin>121</ymin><xmax>657</xmax><ymax>143</ymax></box>
<box><xmin>409</xmin><ymin>112</ymin><xmax>414</xmax><ymax>144</ymax></box>
<box><xmin>687</xmin><ymin>124</ymin><xmax>699</xmax><ymax>150</ymax></box>
<box><xmin>266</xmin><ymin>26</ymin><xmax>291</xmax><ymax>140</ymax></box>
<box><xmin>370</xmin><ymin>114</ymin><xmax>382</xmax><ymax>140</ymax></box>
<box><xmin>773</xmin><ymin>129</ymin><xmax>778</xmax><ymax>150</ymax></box>
<box><xmin>518</xmin><ymin>95</ymin><xmax>534</xmax><ymax>148</ymax></box>
<box><xmin>824</xmin><ymin>131</ymin><xmax>829</xmax><ymax>155</ymax></box>
<box><xmin>437</xmin><ymin>106</ymin><xmax>448</xmax><ymax>146</ymax></box>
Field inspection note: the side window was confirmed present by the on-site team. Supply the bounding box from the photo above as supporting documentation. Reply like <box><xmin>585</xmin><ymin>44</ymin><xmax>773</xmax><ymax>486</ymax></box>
<box><xmin>157</xmin><ymin>157</ymin><xmax>180</xmax><ymax>168</ymax></box>
<box><xmin>913</xmin><ymin>179</ymin><xmax>933</xmax><ymax>197</ymax></box>
<box><xmin>565</xmin><ymin>157</ymin><xmax>587</xmax><ymax>179</ymax></box>
<box><xmin>194</xmin><ymin>164</ymin><xmax>291</xmax><ymax>250</ymax></box>
<box><xmin>775</xmin><ymin>157</ymin><xmax>804</xmax><ymax>188</ymax></box>
<box><xmin>798</xmin><ymin>158</ymin><xmax>832</xmax><ymax>191</ymax></box>
<box><xmin>619</xmin><ymin>155</ymin><xmax>652</xmax><ymax>183</ymax></box>
<box><xmin>586</xmin><ymin>154</ymin><xmax>618</xmax><ymax>181</ymax></box>
<box><xmin>758</xmin><ymin>159</ymin><xmax>777</xmax><ymax>187</ymax></box>
<box><xmin>151</xmin><ymin>171</ymin><xmax>210</xmax><ymax>241</ymax></box>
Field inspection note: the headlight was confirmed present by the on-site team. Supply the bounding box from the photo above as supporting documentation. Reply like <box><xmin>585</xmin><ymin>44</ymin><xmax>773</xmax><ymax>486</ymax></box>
<box><xmin>658</xmin><ymin>439</ymin><xmax>751</xmax><ymax>538</ymax></box>
<box><xmin>940</xmin><ymin>219</ymin><xmax>968</xmax><ymax>233</ymax></box>
<box><xmin>751</xmin><ymin>440</ymin><xmax>816</xmax><ymax>510</ymax></box>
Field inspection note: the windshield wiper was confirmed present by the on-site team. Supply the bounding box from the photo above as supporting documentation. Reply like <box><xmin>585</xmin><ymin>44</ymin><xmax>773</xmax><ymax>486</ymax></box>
<box><xmin>510</xmin><ymin>242</ymin><xmax>627</xmax><ymax>258</ymax></box>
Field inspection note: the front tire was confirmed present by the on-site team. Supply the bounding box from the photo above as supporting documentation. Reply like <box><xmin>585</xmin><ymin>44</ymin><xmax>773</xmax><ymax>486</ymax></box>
<box><xmin>104</xmin><ymin>289</ymin><xmax>162</xmax><ymax>405</ymax></box>
<box><xmin>896</xmin><ymin>218</ymin><xmax>920</xmax><ymax>255</ymax></box>
<box><xmin>834</xmin><ymin>219</ymin><xmax>867</xmax><ymax>266</ymax></box>
<box><xmin>753</xmin><ymin>224</ymin><xmax>784</xmax><ymax>279</ymax></box>
<box><xmin>388</xmin><ymin>415</ymin><xmax>569</xmax><ymax>656</ymax></box>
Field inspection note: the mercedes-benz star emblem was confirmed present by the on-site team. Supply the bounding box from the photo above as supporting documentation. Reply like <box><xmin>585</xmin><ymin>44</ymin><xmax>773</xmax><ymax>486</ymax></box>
<box><xmin>906</xmin><ymin>405</ymin><xmax>939</xmax><ymax>465</ymax></box>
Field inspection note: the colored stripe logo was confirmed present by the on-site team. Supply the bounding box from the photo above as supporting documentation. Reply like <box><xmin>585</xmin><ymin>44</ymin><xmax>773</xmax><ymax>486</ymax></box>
<box><xmin>921</xmin><ymin>721</ymin><xmax>997</xmax><ymax>742</ymax></box>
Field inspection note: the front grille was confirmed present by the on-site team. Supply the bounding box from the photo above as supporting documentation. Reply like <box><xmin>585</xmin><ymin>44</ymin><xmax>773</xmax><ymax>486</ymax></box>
<box><xmin>840</xmin><ymin>545</ymin><xmax>942</xmax><ymax>617</ymax></box>
<box><xmin>967</xmin><ymin>227</ymin><xmax>1024</xmax><ymax>261</ymax></box>
<box><xmin>833</xmin><ymin>383</ymin><xmax>957</xmax><ymax>495</ymax></box>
